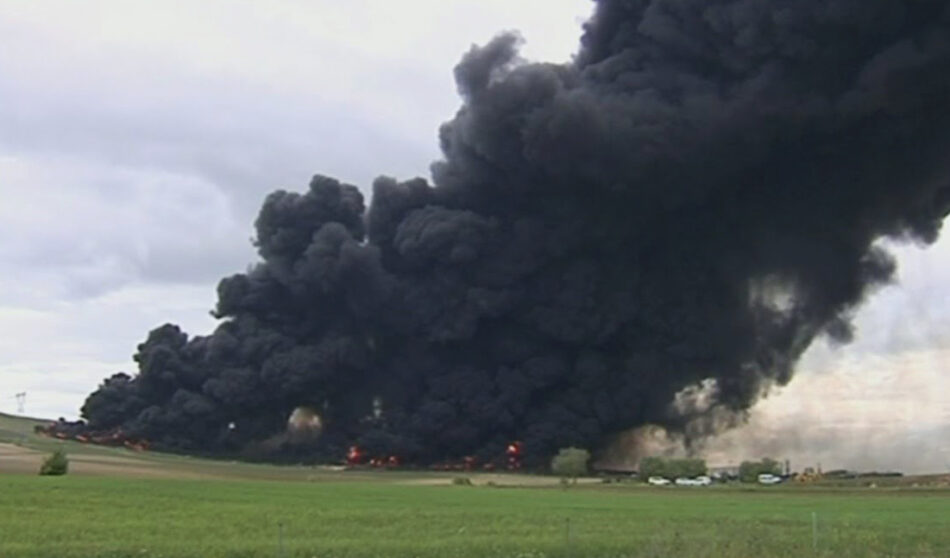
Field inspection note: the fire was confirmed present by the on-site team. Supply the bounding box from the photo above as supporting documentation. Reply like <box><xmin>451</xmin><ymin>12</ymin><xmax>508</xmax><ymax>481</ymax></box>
<box><xmin>345</xmin><ymin>446</ymin><xmax>401</xmax><ymax>468</ymax></box>
<box><xmin>368</xmin><ymin>456</ymin><xmax>401</xmax><ymax>467</ymax></box>
<box><xmin>38</xmin><ymin>422</ymin><xmax>151</xmax><ymax>452</ymax></box>
<box><xmin>506</xmin><ymin>441</ymin><xmax>522</xmax><ymax>470</ymax></box>
<box><xmin>346</xmin><ymin>445</ymin><xmax>363</xmax><ymax>465</ymax></box>
<box><xmin>425</xmin><ymin>446</ymin><xmax>526</xmax><ymax>471</ymax></box>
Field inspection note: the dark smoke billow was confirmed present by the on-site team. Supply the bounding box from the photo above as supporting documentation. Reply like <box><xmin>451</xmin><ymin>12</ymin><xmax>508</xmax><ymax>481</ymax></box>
<box><xmin>73</xmin><ymin>0</ymin><xmax>950</xmax><ymax>466</ymax></box>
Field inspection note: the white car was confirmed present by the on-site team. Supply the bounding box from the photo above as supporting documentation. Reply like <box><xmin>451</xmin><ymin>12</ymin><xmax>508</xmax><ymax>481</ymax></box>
<box><xmin>675</xmin><ymin>476</ymin><xmax>712</xmax><ymax>486</ymax></box>
<box><xmin>757</xmin><ymin>473</ymin><xmax>783</xmax><ymax>485</ymax></box>
<box><xmin>647</xmin><ymin>476</ymin><xmax>671</xmax><ymax>486</ymax></box>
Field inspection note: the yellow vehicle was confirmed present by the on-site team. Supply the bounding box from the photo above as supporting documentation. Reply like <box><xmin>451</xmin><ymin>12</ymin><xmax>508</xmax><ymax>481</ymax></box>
<box><xmin>794</xmin><ymin>467</ymin><xmax>823</xmax><ymax>483</ymax></box>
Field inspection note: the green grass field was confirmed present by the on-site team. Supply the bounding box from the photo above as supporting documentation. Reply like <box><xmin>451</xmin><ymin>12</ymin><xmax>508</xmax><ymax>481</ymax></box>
<box><xmin>2</xmin><ymin>413</ymin><xmax>948</xmax><ymax>558</ymax></box>
<box><xmin>4</xmin><ymin>474</ymin><xmax>948</xmax><ymax>557</ymax></box>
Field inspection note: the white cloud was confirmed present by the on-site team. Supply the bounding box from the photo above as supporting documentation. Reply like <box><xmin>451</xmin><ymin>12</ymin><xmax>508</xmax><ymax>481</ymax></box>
<box><xmin>0</xmin><ymin>154</ymin><xmax>250</xmax><ymax>297</ymax></box>
<box><xmin>0</xmin><ymin>282</ymin><xmax>218</xmax><ymax>418</ymax></box>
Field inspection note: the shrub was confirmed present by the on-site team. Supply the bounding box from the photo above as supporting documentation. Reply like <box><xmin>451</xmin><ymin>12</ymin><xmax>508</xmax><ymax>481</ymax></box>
<box><xmin>639</xmin><ymin>456</ymin><xmax>668</xmax><ymax>479</ymax></box>
<box><xmin>39</xmin><ymin>449</ymin><xmax>69</xmax><ymax>476</ymax></box>
<box><xmin>551</xmin><ymin>447</ymin><xmax>590</xmax><ymax>482</ymax></box>
<box><xmin>452</xmin><ymin>476</ymin><xmax>473</xmax><ymax>486</ymax></box>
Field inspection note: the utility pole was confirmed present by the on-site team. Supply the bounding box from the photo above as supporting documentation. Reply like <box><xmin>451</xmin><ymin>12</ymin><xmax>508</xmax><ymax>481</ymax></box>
<box><xmin>15</xmin><ymin>392</ymin><xmax>26</xmax><ymax>414</ymax></box>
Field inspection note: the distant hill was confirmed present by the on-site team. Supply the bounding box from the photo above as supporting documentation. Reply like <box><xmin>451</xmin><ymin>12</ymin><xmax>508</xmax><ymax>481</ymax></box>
<box><xmin>0</xmin><ymin>412</ymin><xmax>49</xmax><ymax>441</ymax></box>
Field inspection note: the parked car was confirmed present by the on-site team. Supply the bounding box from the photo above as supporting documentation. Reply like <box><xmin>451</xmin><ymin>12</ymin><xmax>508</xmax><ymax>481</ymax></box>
<box><xmin>757</xmin><ymin>473</ymin><xmax>783</xmax><ymax>485</ymax></box>
<box><xmin>648</xmin><ymin>476</ymin><xmax>671</xmax><ymax>486</ymax></box>
<box><xmin>675</xmin><ymin>476</ymin><xmax>712</xmax><ymax>486</ymax></box>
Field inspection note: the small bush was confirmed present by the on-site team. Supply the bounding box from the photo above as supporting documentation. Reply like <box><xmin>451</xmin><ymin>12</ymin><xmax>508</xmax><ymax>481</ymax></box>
<box><xmin>551</xmin><ymin>447</ymin><xmax>591</xmax><ymax>482</ymax></box>
<box><xmin>39</xmin><ymin>449</ymin><xmax>69</xmax><ymax>476</ymax></box>
<box><xmin>452</xmin><ymin>476</ymin><xmax>472</xmax><ymax>486</ymax></box>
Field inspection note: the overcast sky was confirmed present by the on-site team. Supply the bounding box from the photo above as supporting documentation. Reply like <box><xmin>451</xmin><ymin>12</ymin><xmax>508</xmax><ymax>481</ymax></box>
<box><xmin>1</xmin><ymin>0</ymin><xmax>947</xmax><ymax>473</ymax></box>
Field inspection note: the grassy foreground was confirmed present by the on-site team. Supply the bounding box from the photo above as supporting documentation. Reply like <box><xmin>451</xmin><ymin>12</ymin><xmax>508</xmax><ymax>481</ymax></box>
<box><xmin>1</xmin><ymin>475</ymin><xmax>947</xmax><ymax>558</ymax></box>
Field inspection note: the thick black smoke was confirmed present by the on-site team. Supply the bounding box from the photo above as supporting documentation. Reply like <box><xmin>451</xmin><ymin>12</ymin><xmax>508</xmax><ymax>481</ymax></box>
<box><xmin>77</xmin><ymin>0</ymin><xmax>950</xmax><ymax>465</ymax></box>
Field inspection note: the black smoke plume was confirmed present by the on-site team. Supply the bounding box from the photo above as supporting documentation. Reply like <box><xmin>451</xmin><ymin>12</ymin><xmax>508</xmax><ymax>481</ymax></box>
<box><xmin>75</xmin><ymin>0</ymin><xmax>950</xmax><ymax>465</ymax></box>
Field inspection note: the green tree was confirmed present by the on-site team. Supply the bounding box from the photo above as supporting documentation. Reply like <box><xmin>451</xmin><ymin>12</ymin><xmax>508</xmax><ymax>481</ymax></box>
<box><xmin>551</xmin><ymin>447</ymin><xmax>590</xmax><ymax>483</ymax></box>
<box><xmin>669</xmin><ymin>458</ymin><xmax>707</xmax><ymax>478</ymax></box>
<box><xmin>739</xmin><ymin>458</ymin><xmax>781</xmax><ymax>483</ymax></box>
<box><xmin>39</xmin><ymin>449</ymin><xmax>69</xmax><ymax>476</ymax></box>
<box><xmin>639</xmin><ymin>456</ymin><xmax>666</xmax><ymax>479</ymax></box>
